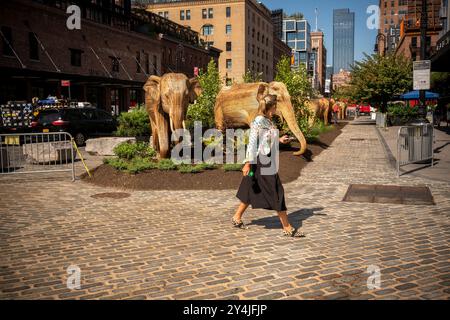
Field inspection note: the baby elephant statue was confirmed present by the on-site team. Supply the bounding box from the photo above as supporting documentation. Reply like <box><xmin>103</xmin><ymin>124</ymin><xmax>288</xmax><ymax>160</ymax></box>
<box><xmin>143</xmin><ymin>73</ymin><xmax>201</xmax><ymax>159</ymax></box>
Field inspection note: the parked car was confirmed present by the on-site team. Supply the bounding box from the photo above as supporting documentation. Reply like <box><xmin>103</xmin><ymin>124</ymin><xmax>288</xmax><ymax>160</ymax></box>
<box><xmin>358</xmin><ymin>103</ymin><xmax>371</xmax><ymax>115</ymax></box>
<box><xmin>31</xmin><ymin>107</ymin><xmax>117</xmax><ymax>146</ymax></box>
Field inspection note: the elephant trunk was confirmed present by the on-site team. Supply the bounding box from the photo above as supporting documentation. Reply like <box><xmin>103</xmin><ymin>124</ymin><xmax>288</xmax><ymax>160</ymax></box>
<box><xmin>281</xmin><ymin>105</ymin><xmax>307</xmax><ymax>156</ymax></box>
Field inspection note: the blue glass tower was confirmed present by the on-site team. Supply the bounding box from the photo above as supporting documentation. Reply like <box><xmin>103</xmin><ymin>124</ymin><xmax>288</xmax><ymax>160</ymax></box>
<box><xmin>333</xmin><ymin>9</ymin><xmax>354</xmax><ymax>74</ymax></box>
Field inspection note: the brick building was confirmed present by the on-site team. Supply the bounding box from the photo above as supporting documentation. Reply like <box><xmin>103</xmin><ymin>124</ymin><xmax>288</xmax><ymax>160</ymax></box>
<box><xmin>394</xmin><ymin>0</ymin><xmax>442</xmax><ymax>61</ymax></box>
<box><xmin>146</xmin><ymin>0</ymin><xmax>283</xmax><ymax>84</ymax></box>
<box><xmin>311</xmin><ymin>31</ymin><xmax>327</xmax><ymax>94</ymax></box>
<box><xmin>0</xmin><ymin>0</ymin><xmax>220</xmax><ymax>113</ymax></box>
<box><xmin>376</xmin><ymin>0</ymin><xmax>408</xmax><ymax>54</ymax></box>
<box><xmin>332</xmin><ymin>69</ymin><xmax>351</xmax><ymax>91</ymax></box>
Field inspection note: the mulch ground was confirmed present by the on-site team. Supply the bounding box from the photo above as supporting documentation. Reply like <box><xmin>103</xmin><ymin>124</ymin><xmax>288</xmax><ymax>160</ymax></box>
<box><xmin>82</xmin><ymin>123</ymin><xmax>347</xmax><ymax>190</ymax></box>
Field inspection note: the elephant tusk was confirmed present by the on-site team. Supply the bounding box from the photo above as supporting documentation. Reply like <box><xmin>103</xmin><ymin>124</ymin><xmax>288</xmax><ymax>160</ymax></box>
<box><xmin>182</xmin><ymin>120</ymin><xmax>186</xmax><ymax>130</ymax></box>
<box><xmin>170</xmin><ymin>117</ymin><xmax>175</xmax><ymax>133</ymax></box>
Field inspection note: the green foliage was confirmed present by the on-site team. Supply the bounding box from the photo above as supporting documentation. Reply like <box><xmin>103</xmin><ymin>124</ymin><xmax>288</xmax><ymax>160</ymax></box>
<box><xmin>186</xmin><ymin>59</ymin><xmax>221</xmax><ymax>129</ymax></box>
<box><xmin>127</xmin><ymin>157</ymin><xmax>158</xmax><ymax>174</ymax></box>
<box><xmin>275</xmin><ymin>56</ymin><xmax>313</xmax><ymax>109</ymax></box>
<box><xmin>431</xmin><ymin>72</ymin><xmax>450</xmax><ymax>98</ymax></box>
<box><xmin>196</xmin><ymin>162</ymin><xmax>218</xmax><ymax>170</ymax></box>
<box><xmin>113</xmin><ymin>142</ymin><xmax>156</xmax><ymax>160</ymax></box>
<box><xmin>115</xmin><ymin>105</ymin><xmax>150</xmax><ymax>137</ymax></box>
<box><xmin>157</xmin><ymin>158</ymin><xmax>177</xmax><ymax>170</ymax></box>
<box><xmin>223</xmin><ymin>163</ymin><xmax>243</xmax><ymax>171</ymax></box>
<box><xmin>347</xmin><ymin>53</ymin><xmax>412</xmax><ymax>112</ymax></box>
<box><xmin>242</xmin><ymin>69</ymin><xmax>263</xmax><ymax>83</ymax></box>
<box><xmin>283</xmin><ymin>12</ymin><xmax>304</xmax><ymax>20</ymax></box>
<box><xmin>104</xmin><ymin>158</ymin><xmax>128</xmax><ymax>171</ymax></box>
<box><xmin>177</xmin><ymin>164</ymin><xmax>204</xmax><ymax>174</ymax></box>
<box><xmin>387</xmin><ymin>103</ymin><xmax>418</xmax><ymax>122</ymax></box>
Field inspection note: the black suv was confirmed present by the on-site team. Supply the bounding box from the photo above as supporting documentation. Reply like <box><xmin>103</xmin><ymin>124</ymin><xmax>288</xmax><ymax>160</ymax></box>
<box><xmin>32</xmin><ymin>108</ymin><xmax>117</xmax><ymax>145</ymax></box>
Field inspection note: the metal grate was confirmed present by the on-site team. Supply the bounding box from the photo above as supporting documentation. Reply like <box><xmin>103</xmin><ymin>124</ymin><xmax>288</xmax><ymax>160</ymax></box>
<box><xmin>343</xmin><ymin>184</ymin><xmax>435</xmax><ymax>205</ymax></box>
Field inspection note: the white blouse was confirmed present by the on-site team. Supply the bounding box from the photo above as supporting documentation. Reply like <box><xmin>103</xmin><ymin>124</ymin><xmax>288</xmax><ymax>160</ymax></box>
<box><xmin>245</xmin><ymin>115</ymin><xmax>278</xmax><ymax>164</ymax></box>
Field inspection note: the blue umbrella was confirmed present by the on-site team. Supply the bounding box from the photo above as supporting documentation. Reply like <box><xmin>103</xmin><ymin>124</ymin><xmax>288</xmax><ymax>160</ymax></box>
<box><xmin>400</xmin><ymin>91</ymin><xmax>440</xmax><ymax>100</ymax></box>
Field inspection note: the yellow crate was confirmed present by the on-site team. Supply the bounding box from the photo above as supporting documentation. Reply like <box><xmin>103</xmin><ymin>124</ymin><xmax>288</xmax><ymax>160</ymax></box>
<box><xmin>4</xmin><ymin>136</ymin><xmax>20</xmax><ymax>145</ymax></box>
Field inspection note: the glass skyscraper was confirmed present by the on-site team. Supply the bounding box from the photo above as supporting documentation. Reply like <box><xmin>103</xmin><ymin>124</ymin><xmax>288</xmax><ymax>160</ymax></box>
<box><xmin>332</xmin><ymin>8</ymin><xmax>354</xmax><ymax>74</ymax></box>
<box><xmin>282</xmin><ymin>18</ymin><xmax>311</xmax><ymax>69</ymax></box>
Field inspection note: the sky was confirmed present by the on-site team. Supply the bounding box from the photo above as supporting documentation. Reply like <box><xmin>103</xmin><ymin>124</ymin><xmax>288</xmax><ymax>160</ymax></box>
<box><xmin>262</xmin><ymin>0</ymin><xmax>379</xmax><ymax>66</ymax></box>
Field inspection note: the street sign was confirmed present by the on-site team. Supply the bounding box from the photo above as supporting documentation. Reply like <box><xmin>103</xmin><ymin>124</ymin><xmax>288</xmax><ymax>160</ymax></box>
<box><xmin>325</xmin><ymin>79</ymin><xmax>331</xmax><ymax>93</ymax></box>
<box><xmin>413</xmin><ymin>60</ymin><xmax>430</xmax><ymax>90</ymax></box>
<box><xmin>61</xmin><ymin>80</ymin><xmax>71</xmax><ymax>87</ymax></box>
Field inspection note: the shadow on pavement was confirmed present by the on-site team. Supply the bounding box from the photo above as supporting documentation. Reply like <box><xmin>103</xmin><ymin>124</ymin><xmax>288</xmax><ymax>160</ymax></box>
<box><xmin>249</xmin><ymin>207</ymin><xmax>326</xmax><ymax>229</ymax></box>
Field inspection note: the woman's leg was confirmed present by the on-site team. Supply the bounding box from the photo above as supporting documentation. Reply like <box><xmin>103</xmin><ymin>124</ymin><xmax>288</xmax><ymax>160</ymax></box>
<box><xmin>233</xmin><ymin>202</ymin><xmax>249</xmax><ymax>222</ymax></box>
<box><xmin>277</xmin><ymin>211</ymin><xmax>292</xmax><ymax>231</ymax></box>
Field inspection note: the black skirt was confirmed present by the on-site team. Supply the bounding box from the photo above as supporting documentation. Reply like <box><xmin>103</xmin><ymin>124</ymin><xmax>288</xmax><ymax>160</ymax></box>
<box><xmin>236</xmin><ymin>155</ymin><xmax>287</xmax><ymax>211</ymax></box>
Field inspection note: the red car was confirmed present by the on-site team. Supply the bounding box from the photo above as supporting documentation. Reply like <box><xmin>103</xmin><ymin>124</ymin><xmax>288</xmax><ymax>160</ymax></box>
<box><xmin>358</xmin><ymin>103</ymin><xmax>371</xmax><ymax>114</ymax></box>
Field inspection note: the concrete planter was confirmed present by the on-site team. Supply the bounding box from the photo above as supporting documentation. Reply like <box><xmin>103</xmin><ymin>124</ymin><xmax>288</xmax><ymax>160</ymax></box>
<box><xmin>85</xmin><ymin>137</ymin><xmax>136</xmax><ymax>156</ymax></box>
<box><xmin>23</xmin><ymin>141</ymin><xmax>74</xmax><ymax>164</ymax></box>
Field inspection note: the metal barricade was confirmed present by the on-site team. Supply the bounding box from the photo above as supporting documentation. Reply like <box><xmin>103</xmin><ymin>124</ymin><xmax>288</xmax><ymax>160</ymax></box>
<box><xmin>397</xmin><ymin>124</ymin><xmax>434</xmax><ymax>177</ymax></box>
<box><xmin>0</xmin><ymin>132</ymin><xmax>75</xmax><ymax>181</ymax></box>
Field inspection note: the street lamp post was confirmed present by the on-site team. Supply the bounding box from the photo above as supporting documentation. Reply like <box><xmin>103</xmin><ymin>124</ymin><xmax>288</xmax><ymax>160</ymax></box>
<box><xmin>416</xmin><ymin>0</ymin><xmax>429</xmax><ymax>124</ymax></box>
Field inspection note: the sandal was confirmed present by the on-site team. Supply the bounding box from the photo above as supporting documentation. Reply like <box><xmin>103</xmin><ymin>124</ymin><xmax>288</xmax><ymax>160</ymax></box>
<box><xmin>283</xmin><ymin>227</ymin><xmax>306</xmax><ymax>238</ymax></box>
<box><xmin>232</xmin><ymin>218</ymin><xmax>249</xmax><ymax>230</ymax></box>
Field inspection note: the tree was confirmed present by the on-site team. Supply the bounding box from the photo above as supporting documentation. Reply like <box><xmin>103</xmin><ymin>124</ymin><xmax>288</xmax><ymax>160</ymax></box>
<box><xmin>242</xmin><ymin>69</ymin><xmax>263</xmax><ymax>83</ymax></box>
<box><xmin>283</xmin><ymin>12</ymin><xmax>304</xmax><ymax>20</ymax></box>
<box><xmin>275</xmin><ymin>56</ymin><xmax>313</xmax><ymax>109</ymax></box>
<box><xmin>348</xmin><ymin>53</ymin><xmax>412</xmax><ymax>112</ymax></box>
<box><xmin>186</xmin><ymin>59</ymin><xmax>221</xmax><ymax>128</ymax></box>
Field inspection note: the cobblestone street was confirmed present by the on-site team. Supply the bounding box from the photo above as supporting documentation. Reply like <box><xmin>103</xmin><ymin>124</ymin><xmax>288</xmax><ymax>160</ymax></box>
<box><xmin>1</xmin><ymin>120</ymin><xmax>449</xmax><ymax>300</ymax></box>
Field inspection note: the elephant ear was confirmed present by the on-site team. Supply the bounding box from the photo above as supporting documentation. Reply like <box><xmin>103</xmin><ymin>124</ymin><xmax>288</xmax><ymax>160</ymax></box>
<box><xmin>143</xmin><ymin>75</ymin><xmax>161</xmax><ymax>111</ymax></box>
<box><xmin>256</xmin><ymin>83</ymin><xmax>269</xmax><ymax>103</ymax></box>
<box><xmin>188</xmin><ymin>77</ymin><xmax>202</xmax><ymax>103</ymax></box>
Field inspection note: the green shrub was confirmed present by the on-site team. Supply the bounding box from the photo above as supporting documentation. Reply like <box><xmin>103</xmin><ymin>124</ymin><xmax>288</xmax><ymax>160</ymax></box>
<box><xmin>223</xmin><ymin>163</ymin><xmax>243</xmax><ymax>171</ymax></box>
<box><xmin>177</xmin><ymin>164</ymin><xmax>204</xmax><ymax>174</ymax></box>
<box><xmin>105</xmin><ymin>158</ymin><xmax>128</xmax><ymax>171</ymax></box>
<box><xmin>114</xmin><ymin>105</ymin><xmax>150</xmax><ymax>137</ymax></box>
<box><xmin>126</xmin><ymin>157</ymin><xmax>157</xmax><ymax>174</ymax></box>
<box><xmin>157</xmin><ymin>158</ymin><xmax>176</xmax><ymax>170</ymax></box>
<box><xmin>196</xmin><ymin>162</ymin><xmax>218</xmax><ymax>170</ymax></box>
<box><xmin>387</xmin><ymin>103</ymin><xmax>419</xmax><ymax>122</ymax></box>
<box><xmin>113</xmin><ymin>142</ymin><xmax>156</xmax><ymax>160</ymax></box>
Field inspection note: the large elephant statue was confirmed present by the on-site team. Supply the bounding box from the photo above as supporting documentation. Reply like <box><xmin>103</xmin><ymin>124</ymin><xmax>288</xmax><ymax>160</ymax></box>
<box><xmin>304</xmin><ymin>97</ymin><xmax>332</xmax><ymax>125</ymax></box>
<box><xmin>214</xmin><ymin>82</ymin><xmax>307</xmax><ymax>156</ymax></box>
<box><xmin>143</xmin><ymin>73</ymin><xmax>201</xmax><ymax>158</ymax></box>
<box><xmin>338</xmin><ymin>101</ymin><xmax>347</xmax><ymax>120</ymax></box>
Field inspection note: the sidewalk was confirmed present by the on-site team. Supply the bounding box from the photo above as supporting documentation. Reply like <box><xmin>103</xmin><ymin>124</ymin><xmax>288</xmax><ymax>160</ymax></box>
<box><xmin>376</xmin><ymin>124</ymin><xmax>450</xmax><ymax>183</ymax></box>
<box><xmin>0</xmin><ymin>119</ymin><xmax>449</xmax><ymax>300</ymax></box>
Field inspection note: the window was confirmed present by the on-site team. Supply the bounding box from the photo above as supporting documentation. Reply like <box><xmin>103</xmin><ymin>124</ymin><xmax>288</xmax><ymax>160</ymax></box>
<box><xmin>136</xmin><ymin>51</ymin><xmax>141</xmax><ymax>73</ymax></box>
<box><xmin>226</xmin><ymin>7</ymin><xmax>231</xmax><ymax>18</ymax></box>
<box><xmin>257</xmin><ymin>47</ymin><xmax>259</xmax><ymax>57</ymax></box>
<box><xmin>29</xmin><ymin>32</ymin><xmax>39</xmax><ymax>60</ymax></box>
<box><xmin>226</xmin><ymin>42</ymin><xmax>232</xmax><ymax>51</ymax></box>
<box><xmin>262</xmin><ymin>35</ymin><xmax>265</xmax><ymax>44</ymax></box>
<box><xmin>266</xmin><ymin>52</ymin><xmax>268</xmax><ymax>60</ymax></box>
<box><xmin>285</xmin><ymin>21</ymin><xmax>295</xmax><ymax>31</ymax></box>
<box><xmin>1</xmin><ymin>26</ymin><xmax>13</xmax><ymax>56</ymax></box>
<box><xmin>202</xmin><ymin>25</ymin><xmax>214</xmax><ymax>36</ymax></box>
<box><xmin>158</xmin><ymin>12</ymin><xmax>163</xmax><ymax>16</ymax></box>
<box><xmin>297</xmin><ymin>21</ymin><xmax>305</xmax><ymax>30</ymax></box>
<box><xmin>70</xmin><ymin>49</ymin><xmax>82</xmax><ymax>67</ymax></box>
<box><xmin>266</xmin><ymin>65</ymin><xmax>268</xmax><ymax>75</ymax></box>
<box><xmin>226</xmin><ymin>59</ymin><xmax>232</xmax><ymax>69</ymax></box>
<box><xmin>252</xmin><ymin>28</ymin><xmax>255</xmax><ymax>38</ymax></box>
<box><xmin>180</xmin><ymin>10</ymin><xmax>185</xmax><ymax>20</ymax></box>
<box><xmin>202</xmin><ymin>9</ymin><xmax>207</xmax><ymax>19</ymax></box>
<box><xmin>266</xmin><ymin>38</ymin><xmax>268</xmax><ymax>46</ymax></box>
<box><xmin>186</xmin><ymin>10</ymin><xmax>191</xmax><ymax>20</ymax></box>
<box><xmin>110</xmin><ymin>56</ymin><xmax>120</xmax><ymax>72</ymax></box>
<box><xmin>153</xmin><ymin>55</ymin><xmax>157</xmax><ymax>75</ymax></box>
<box><xmin>257</xmin><ymin>32</ymin><xmax>260</xmax><ymax>41</ymax></box>
<box><xmin>145</xmin><ymin>53</ymin><xmax>149</xmax><ymax>74</ymax></box>
<box><xmin>208</xmin><ymin>8</ymin><xmax>213</xmax><ymax>19</ymax></box>
<box><xmin>412</xmin><ymin>37</ymin><xmax>417</xmax><ymax>47</ymax></box>
<box><xmin>164</xmin><ymin>11</ymin><xmax>169</xmax><ymax>19</ymax></box>
<box><xmin>226</xmin><ymin>24</ymin><xmax>232</xmax><ymax>34</ymax></box>
<box><xmin>252</xmin><ymin>44</ymin><xmax>255</xmax><ymax>54</ymax></box>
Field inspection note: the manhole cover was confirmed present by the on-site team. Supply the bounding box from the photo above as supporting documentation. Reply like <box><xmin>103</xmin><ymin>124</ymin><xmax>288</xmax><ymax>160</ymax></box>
<box><xmin>343</xmin><ymin>184</ymin><xmax>435</xmax><ymax>205</ymax></box>
<box><xmin>91</xmin><ymin>192</ymin><xmax>131</xmax><ymax>199</ymax></box>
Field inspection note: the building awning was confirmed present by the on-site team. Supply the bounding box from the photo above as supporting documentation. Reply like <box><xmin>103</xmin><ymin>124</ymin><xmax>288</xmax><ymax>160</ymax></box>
<box><xmin>431</xmin><ymin>31</ymin><xmax>450</xmax><ymax>71</ymax></box>
<box><xmin>400</xmin><ymin>91</ymin><xmax>440</xmax><ymax>100</ymax></box>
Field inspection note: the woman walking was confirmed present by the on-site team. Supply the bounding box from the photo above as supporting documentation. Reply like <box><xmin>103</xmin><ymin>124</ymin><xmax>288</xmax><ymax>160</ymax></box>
<box><xmin>232</xmin><ymin>94</ymin><xmax>305</xmax><ymax>238</ymax></box>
